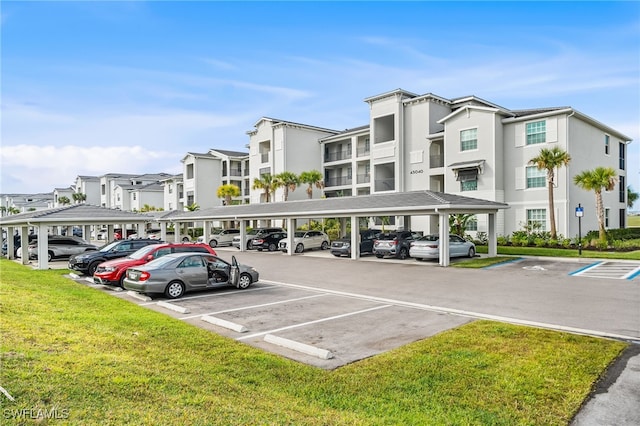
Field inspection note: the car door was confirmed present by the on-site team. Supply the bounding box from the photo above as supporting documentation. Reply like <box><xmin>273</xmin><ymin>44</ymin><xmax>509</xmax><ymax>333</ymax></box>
<box><xmin>176</xmin><ymin>255</ymin><xmax>209</xmax><ymax>289</ymax></box>
<box><xmin>449</xmin><ymin>235</ymin><xmax>465</xmax><ymax>257</ymax></box>
<box><xmin>229</xmin><ymin>256</ymin><xmax>240</xmax><ymax>288</ymax></box>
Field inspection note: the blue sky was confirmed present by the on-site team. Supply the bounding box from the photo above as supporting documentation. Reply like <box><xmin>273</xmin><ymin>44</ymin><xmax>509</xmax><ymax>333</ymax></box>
<box><xmin>2</xmin><ymin>1</ymin><xmax>639</xmax><ymax>207</ymax></box>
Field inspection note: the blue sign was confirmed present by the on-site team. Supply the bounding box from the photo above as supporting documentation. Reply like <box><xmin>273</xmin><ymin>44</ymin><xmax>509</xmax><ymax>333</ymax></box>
<box><xmin>575</xmin><ymin>206</ymin><xmax>584</xmax><ymax>217</ymax></box>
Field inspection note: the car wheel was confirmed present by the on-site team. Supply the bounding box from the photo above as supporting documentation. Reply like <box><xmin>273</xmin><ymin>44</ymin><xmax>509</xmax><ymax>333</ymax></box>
<box><xmin>295</xmin><ymin>243</ymin><xmax>304</xmax><ymax>253</ymax></box>
<box><xmin>398</xmin><ymin>248</ymin><xmax>409</xmax><ymax>260</ymax></box>
<box><xmin>237</xmin><ymin>273</ymin><xmax>252</xmax><ymax>289</ymax></box>
<box><xmin>118</xmin><ymin>274</ymin><xmax>126</xmax><ymax>288</ymax></box>
<box><xmin>333</xmin><ymin>254</ymin><xmax>341</xmax><ymax>257</ymax></box>
<box><xmin>47</xmin><ymin>251</ymin><xmax>54</xmax><ymax>262</ymax></box>
<box><xmin>320</xmin><ymin>241</ymin><xmax>329</xmax><ymax>250</ymax></box>
<box><xmin>375</xmin><ymin>254</ymin><xmax>384</xmax><ymax>259</ymax></box>
<box><xmin>247</xmin><ymin>241</ymin><xmax>253</xmax><ymax>250</ymax></box>
<box><xmin>88</xmin><ymin>261</ymin><xmax>101</xmax><ymax>276</ymax></box>
<box><xmin>268</xmin><ymin>243</ymin><xmax>277</xmax><ymax>252</ymax></box>
<box><xmin>468</xmin><ymin>247</ymin><xmax>476</xmax><ymax>258</ymax></box>
<box><xmin>209</xmin><ymin>239</ymin><xmax>218</xmax><ymax>248</ymax></box>
<box><xmin>165</xmin><ymin>281</ymin><xmax>185</xmax><ymax>299</ymax></box>
<box><xmin>415</xmin><ymin>257</ymin><xmax>423</xmax><ymax>262</ymax></box>
<box><xmin>257</xmin><ymin>248</ymin><xmax>263</xmax><ymax>252</ymax></box>
<box><xmin>182</xmin><ymin>237</ymin><xmax>190</xmax><ymax>242</ymax></box>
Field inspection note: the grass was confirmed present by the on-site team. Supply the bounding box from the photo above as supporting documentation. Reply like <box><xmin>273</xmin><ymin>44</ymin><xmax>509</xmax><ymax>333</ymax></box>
<box><xmin>0</xmin><ymin>259</ymin><xmax>627</xmax><ymax>425</ymax></box>
<box><xmin>628</xmin><ymin>215</ymin><xmax>640</xmax><ymax>227</ymax></box>
<box><xmin>474</xmin><ymin>245</ymin><xmax>640</xmax><ymax>261</ymax></box>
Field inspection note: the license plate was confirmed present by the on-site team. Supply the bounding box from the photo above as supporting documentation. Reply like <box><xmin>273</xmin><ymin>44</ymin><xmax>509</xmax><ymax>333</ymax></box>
<box><xmin>128</xmin><ymin>271</ymin><xmax>139</xmax><ymax>280</ymax></box>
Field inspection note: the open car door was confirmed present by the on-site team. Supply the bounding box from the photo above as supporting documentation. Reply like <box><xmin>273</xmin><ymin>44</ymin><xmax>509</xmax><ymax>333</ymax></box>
<box><xmin>229</xmin><ymin>255</ymin><xmax>240</xmax><ymax>288</ymax></box>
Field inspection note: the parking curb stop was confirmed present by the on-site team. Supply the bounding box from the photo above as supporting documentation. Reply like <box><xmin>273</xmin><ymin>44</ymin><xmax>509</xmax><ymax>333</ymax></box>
<box><xmin>157</xmin><ymin>301</ymin><xmax>190</xmax><ymax>314</ymax></box>
<box><xmin>264</xmin><ymin>334</ymin><xmax>334</xmax><ymax>360</ymax></box>
<box><xmin>201</xmin><ymin>315</ymin><xmax>248</xmax><ymax>333</ymax></box>
<box><xmin>126</xmin><ymin>291</ymin><xmax>152</xmax><ymax>302</ymax></box>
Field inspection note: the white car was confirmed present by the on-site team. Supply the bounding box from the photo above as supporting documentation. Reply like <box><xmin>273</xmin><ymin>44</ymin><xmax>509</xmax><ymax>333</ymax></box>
<box><xmin>196</xmin><ymin>229</ymin><xmax>240</xmax><ymax>247</ymax></box>
<box><xmin>409</xmin><ymin>234</ymin><xmax>476</xmax><ymax>260</ymax></box>
<box><xmin>278</xmin><ymin>230</ymin><xmax>330</xmax><ymax>253</ymax></box>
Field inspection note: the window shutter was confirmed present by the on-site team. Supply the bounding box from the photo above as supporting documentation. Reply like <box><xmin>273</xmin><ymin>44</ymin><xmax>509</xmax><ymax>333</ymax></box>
<box><xmin>515</xmin><ymin>167</ymin><xmax>525</xmax><ymax>190</ymax></box>
<box><xmin>515</xmin><ymin>123</ymin><xmax>524</xmax><ymax>147</ymax></box>
<box><xmin>546</xmin><ymin>117</ymin><xmax>558</xmax><ymax>143</ymax></box>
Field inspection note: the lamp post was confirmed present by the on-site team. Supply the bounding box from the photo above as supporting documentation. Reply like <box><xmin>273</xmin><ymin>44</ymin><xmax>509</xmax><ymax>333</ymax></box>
<box><xmin>575</xmin><ymin>204</ymin><xmax>584</xmax><ymax>255</ymax></box>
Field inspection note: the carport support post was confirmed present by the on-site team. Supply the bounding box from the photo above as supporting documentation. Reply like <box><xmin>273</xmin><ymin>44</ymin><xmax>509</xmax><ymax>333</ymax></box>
<box><xmin>350</xmin><ymin>215</ymin><xmax>359</xmax><ymax>260</ymax></box>
<box><xmin>159</xmin><ymin>222</ymin><xmax>168</xmax><ymax>242</ymax></box>
<box><xmin>6</xmin><ymin>226</ymin><xmax>15</xmax><ymax>259</ymax></box>
<box><xmin>36</xmin><ymin>224</ymin><xmax>49</xmax><ymax>270</ymax></box>
<box><xmin>488</xmin><ymin>213</ymin><xmax>497</xmax><ymax>257</ymax></box>
<box><xmin>82</xmin><ymin>225</ymin><xmax>91</xmax><ymax>241</ymax></box>
<box><xmin>238</xmin><ymin>220</ymin><xmax>247</xmax><ymax>252</ymax></box>
<box><xmin>19</xmin><ymin>227</ymin><xmax>29</xmax><ymax>264</ymax></box>
<box><xmin>202</xmin><ymin>220</ymin><xmax>210</xmax><ymax>245</ymax></box>
<box><xmin>438</xmin><ymin>213</ymin><xmax>450</xmax><ymax>267</ymax></box>
<box><xmin>285</xmin><ymin>218</ymin><xmax>296</xmax><ymax>255</ymax></box>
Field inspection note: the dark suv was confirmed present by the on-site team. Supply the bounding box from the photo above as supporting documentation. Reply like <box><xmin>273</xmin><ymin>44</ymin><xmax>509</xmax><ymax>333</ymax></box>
<box><xmin>331</xmin><ymin>229</ymin><xmax>381</xmax><ymax>257</ymax></box>
<box><xmin>372</xmin><ymin>230</ymin><xmax>420</xmax><ymax>260</ymax></box>
<box><xmin>233</xmin><ymin>227</ymin><xmax>285</xmax><ymax>250</ymax></box>
<box><xmin>68</xmin><ymin>239</ymin><xmax>163</xmax><ymax>276</ymax></box>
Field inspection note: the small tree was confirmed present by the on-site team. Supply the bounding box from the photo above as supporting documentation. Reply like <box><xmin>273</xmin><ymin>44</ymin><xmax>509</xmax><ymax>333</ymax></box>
<box><xmin>72</xmin><ymin>193</ymin><xmax>87</xmax><ymax>204</ymax></box>
<box><xmin>275</xmin><ymin>171</ymin><xmax>299</xmax><ymax>201</ymax></box>
<box><xmin>449</xmin><ymin>214</ymin><xmax>474</xmax><ymax>237</ymax></box>
<box><xmin>58</xmin><ymin>196</ymin><xmax>71</xmax><ymax>205</ymax></box>
<box><xmin>217</xmin><ymin>184</ymin><xmax>241</xmax><ymax>206</ymax></box>
<box><xmin>573</xmin><ymin>167</ymin><xmax>617</xmax><ymax>243</ymax></box>
<box><xmin>299</xmin><ymin>170</ymin><xmax>324</xmax><ymax>199</ymax></box>
<box><xmin>185</xmin><ymin>203</ymin><xmax>200</xmax><ymax>211</ymax></box>
<box><xmin>628</xmin><ymin>186</ymin><xmax>639</xmax><ymax>209</ymax></box>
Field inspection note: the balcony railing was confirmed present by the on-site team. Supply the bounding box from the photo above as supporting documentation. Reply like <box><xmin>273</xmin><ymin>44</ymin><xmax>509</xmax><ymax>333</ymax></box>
<box><xmin>430</xmin><ymin>155</ymin><xmax>444</xmax><ymax>168</ymax></box>
<box><xmin>325</xmin><ymin>176</ymin><xmax>353</xmax><ymax>187</ymax></box>
<box><xmin>374</xmin><ymin>178</ymin><xmax>395</xmax><ymax>192</ymax></box>
<box><xmin>357</xmin><ymin>147</ymin><xmax>371</xmax><ymax>157</ymax></box>
<box><xmin>324</xmin><ymin>150</ymin><xmax>351</xmax><ymax>162</ymax></box>
<box><xmin>260</xmin><ymin>153</ymin><xmax>269</xmax><ymax>163</ymax></box>
<box><xmin>356</xmin><ymin>174</ymin><xmax>370</xmax><ymax>184</ymax></box>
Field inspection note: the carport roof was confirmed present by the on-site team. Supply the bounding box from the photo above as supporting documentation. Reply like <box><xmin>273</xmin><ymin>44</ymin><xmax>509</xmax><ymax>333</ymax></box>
<box><xmin>0</xmin><ymin>204</ymin><xmax>156</xmax><ymax>226</ymax></box>
<box><xmin>165</xmin><ymin>190</ymin><xmax>509</xmax><ymax>222</ymax></box>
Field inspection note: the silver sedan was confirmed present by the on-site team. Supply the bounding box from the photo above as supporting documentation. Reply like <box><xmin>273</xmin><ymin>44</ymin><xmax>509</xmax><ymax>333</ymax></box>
<box><xmin>123</xmin><ymin>252</ymin><xmax>259</xmax><ymax>299</ymax></box>
<box><xmin>409</xmin><ymin>234</ymin><xmax>476</xmax><ymax>260</ymax></box>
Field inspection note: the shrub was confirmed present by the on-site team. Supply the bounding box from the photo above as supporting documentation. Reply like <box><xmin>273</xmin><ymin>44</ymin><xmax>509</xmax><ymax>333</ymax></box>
<box><xmin>562</xmin><ymin>238</ymin><xmax>572</xmax><ymax>248</ymax></box>
<box><xmin>548</xmin><ymin>238</ymin><xmax>558</xmax><ymax>247</ymax></box>
<box><xmin>497</xmin><ymin>236</ymin><xmax>509</xmax><ymax>246</ymax></box>
<box><xmin>475</xmin><ymin>232</ymin><xmax>488</xmax><ymax>245</ymax></box>
<box><xmin>534</xmin><ymin>238</ymin><xmax>547</xmax><ymax>247</ymax></box>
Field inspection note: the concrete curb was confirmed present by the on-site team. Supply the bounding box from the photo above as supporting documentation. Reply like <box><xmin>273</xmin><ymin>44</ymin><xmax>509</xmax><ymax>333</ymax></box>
<box><xmin>201</xmin><ymin>315</ymin><xmax>248</xmax><ymax>333</ymax></box>
<box><xmin>126</xmin><ymin>291</ymin><xmax>152</xmax><ymax>302</ymax></box>
<box><xmin>264</xmin><ymin>334</ymin><xmax>334</xmax><ymax>360</ymax></box>
<box><xmin>157</xmin><ymin>301</ymin><xmax>189</xmax><ymax>314</ymax></box>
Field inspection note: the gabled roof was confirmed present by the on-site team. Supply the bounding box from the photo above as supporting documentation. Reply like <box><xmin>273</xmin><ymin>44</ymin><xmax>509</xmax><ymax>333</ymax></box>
<box><xmin>320</xmin><ymin>124</ymin><xmax>370</xmax><ymax>142</ymax></box>
<box><xmin>249</xmin><ymin>117</ymin><xmax>339</xmax><ymax>135</ymax></box>
<box><xmin>0</xmin><ymin>204</ymin><xmax>155</xmax><ymax>226</ymax></box>
<box><xmin>209</xmin><ymin>148</ymin><xmax>249</xmax><ymax>158</ymax></box>
<box><xmin>437</xmin><ymin>105</ymin><xmax>513</xmax><ymax>124</ymax></box>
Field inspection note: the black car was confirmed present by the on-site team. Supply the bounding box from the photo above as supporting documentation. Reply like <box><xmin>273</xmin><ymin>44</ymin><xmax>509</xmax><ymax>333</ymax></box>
<box><xmin>68</xmin><ymin>239</ymin><xmax>163</xmax><ymax>276</ymax></box>
<box><xmin>252</xmin><ymin>231</ymin><xmax>287</xmax><ymax>252</ymax></box>
<box><xmin>372</xmin><ymin>230</ymin><xmax>420</xmax><ymax>260</ymax></box>
<box><xmin>331</xmin><ymin>229</ymin><xmax>381</xmax><ymax>257</ymax></box>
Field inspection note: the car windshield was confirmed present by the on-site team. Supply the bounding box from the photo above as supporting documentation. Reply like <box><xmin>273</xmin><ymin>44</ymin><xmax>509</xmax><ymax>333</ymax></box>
<box><xmin>294</xmin><ymin>232</ymin><xmax>306</xmax><ymax>238</ymax></box>
<box><xmin>99</xmin><ymin>241</ymin><xmax>121</xmax><ymax>252</ymax></box>
<box><xmin>129</xmin><ymin>244</ymin><xmax>160</xmax><ymax>260</ymax></box>
<box><xmin>418</xmin><ymin>235</ymin><xmax>439</xmax><ymax>242</ymax></box>
<box><xmin>377</xmin><ymin>233</ymin><xmax>397</xmax><ymax>240</ymax></box>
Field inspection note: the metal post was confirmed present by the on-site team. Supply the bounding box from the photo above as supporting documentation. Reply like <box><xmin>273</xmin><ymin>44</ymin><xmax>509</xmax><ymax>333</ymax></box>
<box><xmin>578</xmin><ymin>203</ymin><xmax>582</xmax><ymax>256</ymax></box>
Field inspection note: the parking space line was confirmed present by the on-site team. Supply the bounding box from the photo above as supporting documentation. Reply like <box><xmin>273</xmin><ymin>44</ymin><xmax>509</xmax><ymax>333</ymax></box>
<box><xmin>237</xmin><ymin>305</ymin><xmax>392</xmax><ymax>341</ymax></box>
<box><xmin>139</xmin><ymin>285</ymin><xmax>277</xmax><ymax>306</ymax></box>
<box><xmin>569</xmin><ymin>261</ymin><xmax>604</xmax><ymax>276</ymax></box>
<box><xmin>178</xmin><ymin>293</ymin><xmax>329</xmax><ymax>320</ymax></box>
<box><xmin>625</xmin><ymin>266</ymin><xmax>640</xmax><ymax>280</ymax></box>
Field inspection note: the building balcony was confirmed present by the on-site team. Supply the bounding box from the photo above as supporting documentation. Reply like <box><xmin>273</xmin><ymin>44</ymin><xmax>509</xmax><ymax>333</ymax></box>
<box><xmin>374</xmin><ymin>178</ymin><xmax>395</xmax><ymax>192</ymax></box>
<box><xmin>324</xmin><ymin>150</ymin><xmax>352</xmax><ymax>163</ymax></box>
<box><xmin>357</xmin><ymin>147</ymin><xmax>371</xmax><ymax>157</ymax></box>
<box><xmin>430</xmin><ymin>155</ymin><xmax>444</xmax><ymax>168</ymax></box>
<box><xmin>325</xmin><ymin>176</ymin><xmax>353</xmax><ymax>187</ymax></box>
<box><xmin>356</xmin><ymin>174</ymin><xmax>370</xmax><ymax>184</ymax></box>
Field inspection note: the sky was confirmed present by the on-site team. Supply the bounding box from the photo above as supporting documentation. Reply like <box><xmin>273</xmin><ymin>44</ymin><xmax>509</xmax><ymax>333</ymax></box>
<box><xmin>1</xmin><ymin>1</ymin><xmax>639</xmax><ymax>207</ymax></box>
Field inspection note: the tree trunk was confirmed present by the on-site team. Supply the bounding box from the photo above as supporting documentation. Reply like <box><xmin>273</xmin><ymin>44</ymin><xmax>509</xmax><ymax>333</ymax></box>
<box><xmin>547</xmin><ymin>179</ymin><xmax>557</xmax><ymax>239</ymax></box>
<box><xmin>595</xmin><ymin>190</ymin><xmax>606</xmax><ymax>242</ymax></box>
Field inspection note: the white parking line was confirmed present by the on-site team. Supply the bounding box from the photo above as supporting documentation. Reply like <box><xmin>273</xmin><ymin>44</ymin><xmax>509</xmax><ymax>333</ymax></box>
<box><xmin>178</xmin><ymin>293</ymin><xmax>329</xmax><ymax>320</ymax></box>
<box><xmin>139</xmin><ymin>285</ymin><xmax>276</xmax><ymax>306</ymax></box>
<box><xmin>237</xmin><ymin>305</ymin><xmax>392</xmax><ymax>341</ymax></box>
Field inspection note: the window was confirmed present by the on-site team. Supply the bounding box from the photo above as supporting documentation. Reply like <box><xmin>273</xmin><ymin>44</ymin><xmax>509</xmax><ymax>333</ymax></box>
<box><xmin>133</xmin><ymin>193</ymin><xmax>137</xmax><ymax>201</ymax></box>
<box><xmin>526</xmin><ymin>166</ymin><xmax>546</xmax><ymax>188</ymax></box>
<box><xmin>619</xmin><ymin>176</ymin><xmax>626</xmax><ymax>203</ymax></box>
<box><xmin>460</xmin><ymin>129</ymin><xmax>477</xmax><ymax>151</ymax></box>
<box><xmin>467</xmin><ymin>216</ymin><xmax>478</xmax><ymax>231</ymax></box>
<box><xmin>526</xmin><ymin>121</ymin><xmax>546</xmax><ymax>145</ymax></box>
<box><xmin>620</xmin><ymin>209</ymin><xmax>626</xmax><ymax>228</ymax></box>
<box><xmin>605</xmin><ymin>135</ymin><xmax>610</xmax><ymax>155</ymax></box>
<box><xmin>186</xmin><ymin>164</ymin><xmax>194</xmax><ymax>179</ymax></box>
<box><xmin>605</xmin><ymin>208</ymin><xmax>610</xmax><ymax>228</ymax></box>
<box><xmin>619</xmin><ymin>142</ymin><xmax>625</xmax><ymax>170</ymax></box>
<box><xmin>461</xmin><ymin>180</ymin><xmax>477</xmax><ymax>191</ymax></box>
<box><xmin>527</xmin><ymin>209</ymin><xmax>546</xmax><ymax>231</ymax></box>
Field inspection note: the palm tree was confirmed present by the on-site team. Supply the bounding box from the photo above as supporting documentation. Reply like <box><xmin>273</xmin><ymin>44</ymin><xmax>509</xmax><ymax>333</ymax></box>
<box><xmin>217</xmin><ymin>184</ymin><xmax>241</xmax><ymax>206</ymax></box>
<box><xmin>628</xmin><ymin>186</ymin><xmax>639</xmax><ymax>209</ymax></box>
<box><xmin>274</xmin><ymin>171</ymin><xmax>299</xmax><ymax>201</ymax></box>
<box><xmin>58</xmin><ymin>196</ymin><xmax>71</xmax><ymax>205</ymax></box>
<box><xmin>252</xmin><ymin>174</ymin><xmax>279</xmax><ymax>203</ymax></box>
<box><xmin>72</xmin><ymin>193</ymin><xmax>87</xmax><ymax>204</ymax></box>
<box><xmin>299</xmin><ymin>170</ymin><xmax>324</xmax><ymax>199</ymax></box>
<box><xmin>573</xmin><ymin>167</ymin><xmax>617</xmax><ymax>243</ymax></box>
<box><xmin>449</xmin><ymin>214</ymin><xmax>474</xmax><ymax>237</ymax></box>
<box><xmin>185</xmin><ymin>203</ymin><xmax>200</xmax><ymax>211</ymax></box>
<box><xmin>528</xmin><ymin>147</ymin><xmax>571</xmax><ymax>239</ymax></box>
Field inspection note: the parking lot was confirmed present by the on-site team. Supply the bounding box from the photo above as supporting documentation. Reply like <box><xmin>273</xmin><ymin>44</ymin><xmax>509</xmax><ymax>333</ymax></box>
<box><xmin>58</xmin><ymin>246</ymin><xmax>640</xmax><ymax>370</ymax></box>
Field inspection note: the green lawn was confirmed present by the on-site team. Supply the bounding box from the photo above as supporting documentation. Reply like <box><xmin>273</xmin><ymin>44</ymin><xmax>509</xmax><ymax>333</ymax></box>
<box><xmin>0</xmin><ymin>259</ymin><xmax>626</xmax><ymax>425</ymax></box>
<box><xmin>474</xmin><ymin>245</ymin><xmax>640</xmax><ymax>261</ymax></box>
<box><xmin>628</xmin><ymin>215</ymin><xmax>640</xmax><ymax>227</ymax></box>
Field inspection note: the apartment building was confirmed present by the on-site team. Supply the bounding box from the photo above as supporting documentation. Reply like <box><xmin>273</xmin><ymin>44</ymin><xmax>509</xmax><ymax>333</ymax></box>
<box><xmin>99</xmin><ymin>173</ymin><xmax>171</xmax><ymax>209</ymax></box>
<box><xmin>247</xmin><ymin>117</ymin><xmax>338</xmax><ymax>203</ymax></box>
<box><xmin>160</xmin><ymin>174</ymin><xmax>184</xmax><ymax>212</ymax></box>
<box><xmin>53</xmin><ymin>187</ymin><xmax>75</xmax><ymax>207</ymax></box>
<box><xmin>73</xmin><ymin>175</ymin><xmax>100</xmax><ymax>205</ymax></box>
<box><xmin>318</xmin><ymin>89</ymin><xmax>631</xmax><ymax>238</ymax></box>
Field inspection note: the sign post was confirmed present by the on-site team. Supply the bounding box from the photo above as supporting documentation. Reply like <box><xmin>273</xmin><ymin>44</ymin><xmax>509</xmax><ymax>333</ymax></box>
<box><xmin>575</xmin><ymin>204</ymin><xmax>584</xmax><ymax>255</ymax></box>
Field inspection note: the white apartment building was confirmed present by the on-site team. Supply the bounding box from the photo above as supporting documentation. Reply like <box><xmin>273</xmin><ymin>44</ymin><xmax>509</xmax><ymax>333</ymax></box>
<box><xmin>99</xmin><ymin>173</ymin><xmax>171</xmax><ymax>209</ymax></box>
<box><xmin>160</xmin><ymin>174</ymin><xmax>184</xmax><ymax>212</ymax></box>
<box><xmin>247</xmin><ymin>117</ymin><xmax>338</xmax><ymax>203</ymax></box>
<box><xmin>318</xmin><ymin>89</ymin><xmax>631</xmax><ymax>238</ymax></box>
<box><xmin>53</xmin><ymin>187</ymin><xmax>75</xmax><ymax>207</ymax></box>
<box><xmin>73</xmin><ymin>175</ymin><xmax>100</xmax><ymax>205</ymax></box>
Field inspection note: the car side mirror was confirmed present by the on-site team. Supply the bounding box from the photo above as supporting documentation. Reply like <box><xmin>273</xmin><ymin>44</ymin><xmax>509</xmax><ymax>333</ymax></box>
<box><xmin>146</xmin><ymin>254</ymin><xmax>154</xmax><ymax>261</ymax></box>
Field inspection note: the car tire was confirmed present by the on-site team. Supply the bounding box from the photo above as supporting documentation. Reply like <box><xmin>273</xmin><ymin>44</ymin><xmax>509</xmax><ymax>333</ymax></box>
<box><xmin>165</xmin><ymin>281</ymin><xmax>185</xmax><ymax>299</ymax></box>
<box><xmin>209</xmin><ymin>239</ymin><xmax>218</xmax><ymax>248</ymax></box>
<box><xmin>268</xmin><ymin>243</ymin><xmax>277</xmax><ymax>252</ymax></box>
<box><xmin>333</xmin><ymin>254</ymin><xmax>341</xmax><ymax>257</ymax></box>
<box><xmin>118</xmin><ymin>274</ymin><xmax>126</xmax><ymax>288</ymax></box>
<box><xmin>375</xmin><ymin>254</ymin><xmax>384</xmax><ymax>259</ymax></box>
<box><xmin>47</xmin><ymin>251</ymin><xmax>54</xmax><ymax>262</ymax></box>
<box><xmin>257</xmin><ymin>248</ymin><xmax>263</xmax><ymax>252</ymax></box>
<box><xmin>295</xmin><ymin>243</ymin><xmax>304</xmax><ymax>253</ymax></box>
<box><xmin>398</xmin><ymin>248</ymin><xmax>409</xmax><ymax>260</ymax></box>
<box><xmin>182</xmin><ymin>237</ymin><xmax>190</xmax><ymax>242</ymax></box>
<box><xmin>237</xmin><ymin>273</ymin><xmax>252</xmax><ymax>289</ymax></box>
<box><xmin>88</xmin><ymin>261</ymin><xmax>101</xmax><ymax>276</ymax></box>
<box><xmin>468</xmin><ymin>247</ymin><xmax>476</xmax><ymax>258</ymax></box>
<box><xmin>320</xmin><ymin>241</ymin><xmax>329</xmax><ymax>250</ymax></box>
<box><xmin>247</xmin><ymin>241</ymin><xmax>253</xmax><ymax>250</ymax></box>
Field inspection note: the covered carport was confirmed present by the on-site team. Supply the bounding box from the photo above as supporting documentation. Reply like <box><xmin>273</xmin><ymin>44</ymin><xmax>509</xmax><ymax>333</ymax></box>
<box><xmin>162</xmin><ymin>191</ymin><xmax>509</xmax><ymax>267</ymax></box>
<box><xmin>0</xmin><ymin>204</ymin><xmax>157</xmax><ymax>270</ymax></box>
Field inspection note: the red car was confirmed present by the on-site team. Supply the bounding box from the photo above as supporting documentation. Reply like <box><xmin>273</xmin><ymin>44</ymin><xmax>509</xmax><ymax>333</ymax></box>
<box><xmin>93</xmin><ymin>243</ymin><xmax>217</xmax><ymax>287</ymax></box>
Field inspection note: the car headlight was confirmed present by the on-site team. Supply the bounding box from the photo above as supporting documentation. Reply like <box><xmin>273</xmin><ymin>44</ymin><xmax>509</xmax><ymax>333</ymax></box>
<box><xmin>102</xmin><ymin>266</ymin><xmax>117</xmax><ymax>272</ymax></box>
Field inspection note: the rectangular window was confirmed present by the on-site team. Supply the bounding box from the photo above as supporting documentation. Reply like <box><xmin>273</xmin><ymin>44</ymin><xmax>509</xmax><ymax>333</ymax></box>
<box><xmin>527</xmin><ymin>209</ymin><xmax>546</xmax><ymax>231</ymax></box>
<box><xmin>619</xmin><ymin>142</ymin><xmax>625</xmax><ymax>170</ymax></box>
<box><xmin>605</xmin><ymin>135</ymin><xmax>610</xmax><ymax>155</ymax></box>
<box><xmin>620</xmin><ymin>209</ymin><xmax>626</xmax><ymax>228</ymax></box>
<box><xmin>186</xmin><ymin>164</ymin><xmax>194</xmax><ymax>179</ymax></box>
<box><xmin>526</xmin><ymin>121</ymin><xmax>546</xmax><ymax>145</ymax></box>
<box><xmin>133</xmin><ymin>193</ymin><xmax>137</xmax><ymax>201</ymax></box>
<box><xmin>467</xmin><ymin>216</ymin><xmax>478</xmax><ymax>231</ymax></box>
<box><xmin>460</xmin><ymin>128</ymin><xmax>477</xmax><ymax>151</ymax></box>
<box><xmin>619</xmin><ymin>176</ymin><xmax>626</xmax><ymax>203</ymax></box>
<box><xmin>605</xmin><ymin>208</ymin><xmax>610</xmax><ymax>228</ymax></box>
<box><xmin>460</xmin><ymin>180</ymin><xmax>477</xmax><ymax>191</ymax></box>
<box><xmin>526</xmin><ymin>166</ymin><xmax>546</xmax><ymax>188</ymax></box>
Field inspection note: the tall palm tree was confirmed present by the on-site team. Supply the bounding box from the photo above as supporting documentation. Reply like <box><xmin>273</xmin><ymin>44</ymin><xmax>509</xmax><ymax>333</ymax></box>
<box><xmin>216</xmin><ymin>184</ymin><xmax>241</xmax><ymax>206</ymax></box>
<box><xmin>528</xmin><ymin>146</ymin><xmax>571</xmax><ymax>240</ymax></box>
<box><xmin>252</xmin><ymin>174</ymin><xmax>279</xmax><ymax>203</ymax></box>
<box><xmin>628</xmin><ymin>186</ymin><xmax>639</xmax><ymax>209</ymax></box>
<box><xmin>299</xmin><ymin>170</ymin><xmax>324</xmax><ymax>199</ymax></box>
<box><xmin>185</xmin><ymin>203</ymin><xmax>200</xmax><ymax>211</ymax></box>
<box><xmin>573</xmin><ymin>167</ymin><xmax>617</xmax><ymax>243</ymax></box>
<box><xmin>274</xmin><ymin>171</ymin><xmax>299</xmax><ymax>201</ymax></box>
